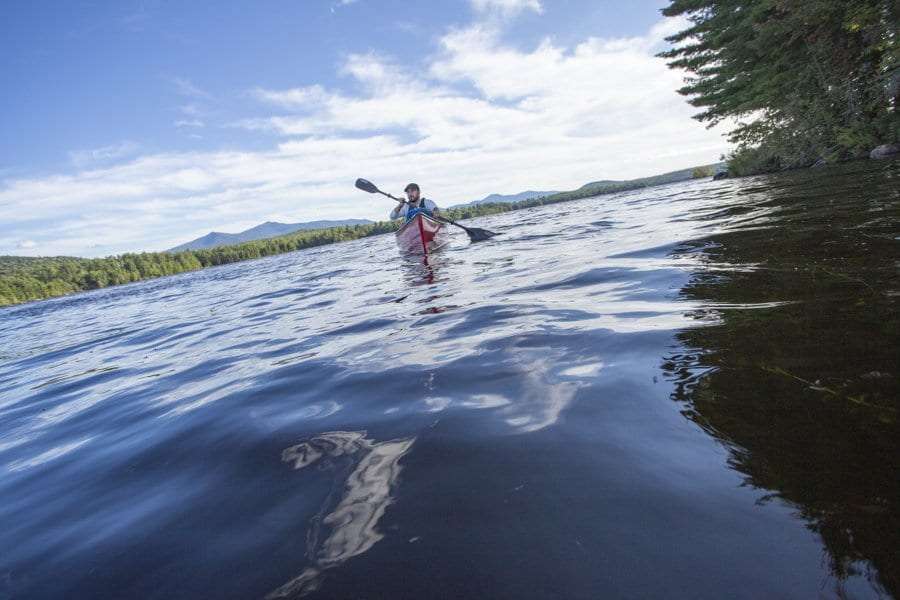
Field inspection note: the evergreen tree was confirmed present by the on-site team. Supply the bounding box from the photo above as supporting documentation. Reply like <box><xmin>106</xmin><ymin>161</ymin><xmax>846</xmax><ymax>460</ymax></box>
<box><xmin>658</xmin><ymin>0</ymin><xmax>900</xmax><ymax>174</ymax></box>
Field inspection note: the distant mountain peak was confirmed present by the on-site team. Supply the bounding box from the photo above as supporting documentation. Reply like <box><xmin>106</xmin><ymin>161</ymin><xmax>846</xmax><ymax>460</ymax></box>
<box><xmin>452</xmin><ymin>189</ymin><xmax>559</xmax><ymax>208</ymax></box>
<box><xmin>168</xmin><ymin>219</ymin><xmax>373</xmax><ymax>252</ymax></box>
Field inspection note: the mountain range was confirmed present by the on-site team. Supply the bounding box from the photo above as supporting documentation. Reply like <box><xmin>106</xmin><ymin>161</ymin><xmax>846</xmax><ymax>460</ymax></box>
<box><xmin>451</xmin><ymin>165</ymin><xmax>721</xmax><ymax>210</ymax></box>
<box><xmin>454</xmin><ymin>190</ymin><xmax>559</xmax><ymax>207</ymax></box>
<box><xmin>168</xmin><ymin>219</ymin><xmax>372</xmax><ymax>252</ymax></box>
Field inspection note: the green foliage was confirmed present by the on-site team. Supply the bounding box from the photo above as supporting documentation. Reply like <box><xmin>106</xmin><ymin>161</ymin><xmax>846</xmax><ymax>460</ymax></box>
<box><xmin>0</xmin><ymin>221</ymin><xmax>398</xmax><ymax>307</ymax></box>
<box><xmin>659</xmin><ymin>0</ymin><xmax>900</xmax><ymax>175</ymax></box>
<box><xmin>727</xmin><ymin>144</ymin><xmax>787</xmax><ymax>176</ymax></box>
<box><xmin>0</xmin><ymin>163</ymin><xmax>720</xmax><ymax>308</ymax></box>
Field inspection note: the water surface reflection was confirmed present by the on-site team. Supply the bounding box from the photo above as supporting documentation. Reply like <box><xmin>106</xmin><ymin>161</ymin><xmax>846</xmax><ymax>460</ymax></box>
<box><xmin>269</xmin><ymin>432</ymin><xmax>415</xmax><ymax>598</ymax></box>
<box><xmin>664</xmin><ymin>161</ymin><xmax>899</xmax><ymax>597</ymax></box>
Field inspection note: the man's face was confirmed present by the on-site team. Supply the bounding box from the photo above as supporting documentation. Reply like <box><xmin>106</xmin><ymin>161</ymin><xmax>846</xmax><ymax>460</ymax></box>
<box><xmin>406</xmin><ymin>188</ymin><xmax>420</xmax><ymax>203</ymax></box>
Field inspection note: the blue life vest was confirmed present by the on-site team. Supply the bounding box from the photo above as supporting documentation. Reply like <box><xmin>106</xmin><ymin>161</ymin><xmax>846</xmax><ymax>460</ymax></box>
<box><xmin>406</xmin><ymin>201</ymin><xmax>433</xmax><ymax>221</ymax></box>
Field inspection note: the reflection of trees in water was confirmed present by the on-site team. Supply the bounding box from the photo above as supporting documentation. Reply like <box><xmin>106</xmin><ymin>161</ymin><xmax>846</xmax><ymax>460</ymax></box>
<box><xmin>268</xmin><ymin>431</ymin><xmax>415</xmax><ymax>598</ymax></box>
<box><xmin>663</xmin><ymin>164</ymin><xmax>899</xmax><ymax>597</ymax></box>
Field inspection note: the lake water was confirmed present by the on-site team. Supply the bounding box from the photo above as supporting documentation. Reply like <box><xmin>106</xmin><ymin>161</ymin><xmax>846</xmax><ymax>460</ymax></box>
<box><xmin>1</xmin><ymin>159</ymin><xmax>897</xmax><ymax>599</ymax></box>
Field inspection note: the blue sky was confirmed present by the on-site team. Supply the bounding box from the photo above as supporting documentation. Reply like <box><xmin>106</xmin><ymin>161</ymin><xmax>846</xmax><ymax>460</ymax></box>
<box><xmin>1</xmin><ymin>0</ymin><xmax>730</xmax><ymax>256</ymax></box>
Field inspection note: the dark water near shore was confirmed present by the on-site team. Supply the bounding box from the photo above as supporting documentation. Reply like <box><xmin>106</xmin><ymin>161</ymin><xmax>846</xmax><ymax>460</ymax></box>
<box><xmin>1</xmin><ymin>160</ymin><xmax>898</xmax><ymax>599</ymax></box>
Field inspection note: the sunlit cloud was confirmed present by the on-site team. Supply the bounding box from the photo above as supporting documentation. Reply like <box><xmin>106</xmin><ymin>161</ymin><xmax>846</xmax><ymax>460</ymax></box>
<box><xmin>68</xmin><ymin>141</ymin><xmax>141</xmax><ymax>168</ymax></box>
<box><xmin>172</xmin><ymin>77</ymin><xmax>211</xmax><ymax>99</ymax></box>
<box><xmin>330</xmin><ymin>0</ymin><xmax>360</xmax><ymax>13</ymax></box>
<box><xmin>471</xmin><ymin>0</ymin><xmax>543</xmax><ymax>17</ymax></box>
<box><xmin>178</xmin><ymin>103</ymin><xmax>204</xmax><ymax>116</ymax></box>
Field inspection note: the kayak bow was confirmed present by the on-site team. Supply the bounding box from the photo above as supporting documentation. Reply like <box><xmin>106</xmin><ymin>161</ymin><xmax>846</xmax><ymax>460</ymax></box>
<box><xmin>395</xmin><ymin>212</ymin><xmax>449</xmax><ymax>255</ymax></box>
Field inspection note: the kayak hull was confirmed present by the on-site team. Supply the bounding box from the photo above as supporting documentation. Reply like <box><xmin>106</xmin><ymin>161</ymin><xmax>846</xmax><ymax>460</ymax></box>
<box><xmin>395</xmin><ymin>213</ymin><xmax>449</xmax><ymax>254</ymax></box>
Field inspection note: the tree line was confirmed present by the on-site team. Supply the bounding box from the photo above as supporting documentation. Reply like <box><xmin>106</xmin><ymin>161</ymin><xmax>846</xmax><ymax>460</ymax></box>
<box><xmin>659</xmin><ymin>0</ymin><xmax>899</xmax><ymax>175</ymax></box>
<box><xmin>0</xmin><ymin>223</ymin><xmax>394</xmax><ymax>307</ymax></box>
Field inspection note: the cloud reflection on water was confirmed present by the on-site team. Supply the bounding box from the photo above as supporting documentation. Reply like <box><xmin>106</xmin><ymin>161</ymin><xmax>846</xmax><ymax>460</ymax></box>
<box><xmin>497</xmin><ymin>352</ymin><xmax>582</xmax><ymax>433</ymax></box>
<box><xmin>268</xmin><ymin>431</ymin><xmax>415</xmax><ymax>598</ymax></box>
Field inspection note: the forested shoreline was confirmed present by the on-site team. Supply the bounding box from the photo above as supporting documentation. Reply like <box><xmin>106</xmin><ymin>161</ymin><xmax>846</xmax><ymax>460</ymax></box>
<box><xmin>0</xmin><ymin>164</ymin><xmax>716</xmax><ymax>307</ymax></box>
<box><xmin>660</xmin><ymin>0</ymin><xmax>899</xmax><ymax>175</ymax></box>
<box><xmin>0</xmin><ymin>223</ymin><xmax>396</xmax><ymax>308</ymax></box>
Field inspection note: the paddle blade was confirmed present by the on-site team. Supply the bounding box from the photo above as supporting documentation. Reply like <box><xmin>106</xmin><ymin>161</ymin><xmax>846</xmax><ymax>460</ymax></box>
<box><xmin>464</xmin><ymin>227</ymin><xmax>498</xmax><ymax>242</ymax></box>
<box><xmin>355</xmin><ymin>178</ymin><xmax>379</xmax><ymax>194</ymax></box>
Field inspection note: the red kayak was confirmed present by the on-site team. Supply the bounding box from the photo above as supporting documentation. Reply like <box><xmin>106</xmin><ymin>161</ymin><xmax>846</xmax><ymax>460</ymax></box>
<box><xmin>395</xmin><ymin>212</ymin><xmax>449</xmax><ymax>254</ymax></box>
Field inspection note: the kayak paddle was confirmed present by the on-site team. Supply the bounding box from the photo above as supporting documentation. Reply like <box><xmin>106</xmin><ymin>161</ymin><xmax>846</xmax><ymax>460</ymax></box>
<box><xmin>355</xmin><ymin>178</ymin><xmax>498</xmax><ymax>243</ymax></box>
<box><xmin>355</xmin><ymin>177</ymin><xmax>403</xmax><ymax>202</ymax></box>
<box><xmin>433</xmin><ymin>215</ymin><xmax>496</xmax><ymax>242</ymax></box>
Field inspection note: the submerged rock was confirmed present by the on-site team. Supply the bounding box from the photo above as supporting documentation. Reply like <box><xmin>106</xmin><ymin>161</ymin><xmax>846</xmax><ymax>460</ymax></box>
<box><xmin>869</xmin><ymin>143</ymin><xmax>900</xmax><ymax>160</ymax></box>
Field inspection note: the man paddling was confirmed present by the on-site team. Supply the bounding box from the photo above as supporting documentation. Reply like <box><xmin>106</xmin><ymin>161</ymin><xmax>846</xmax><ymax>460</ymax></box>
<box><xmin>389</xmin><ymin>183</ymin><xmax>441</xmax><ymax>221</ymax></box>
<box><xmin>355</xmin><ymin>177</ymin><xmax>496</xmax><ymax>241</ymax></box>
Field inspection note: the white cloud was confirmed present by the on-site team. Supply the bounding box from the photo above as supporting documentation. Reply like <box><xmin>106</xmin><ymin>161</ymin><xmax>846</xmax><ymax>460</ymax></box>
<box><xmin>172</xmin><ymin>77</ymin><xmax>211</xmax><ymax>99</ymax></box>
<box><xmin>251</xmin><ymin>84</ymin><xmax>332</xmax><ymax>109</ymax></box>
<box><xmin>331</xmin><ymin>0</ymin><xmax>360</xmax><ymax>13</ymax></box>
<box><xmin>1</xmin><ymin>17</ymin><xmax>729</xmax><ymax>257</ymax></box>
<box><xmin>471</xmin><ymin>0</ymin><xmax>543</xmax><ymax>17</ymax></box>
<box><xmin>171</xmin><ymin>78</ymin><xmax>216</xmax><ymax>127</ymax></box>
<box><xmin>17</xmin><ymin>240</ymin><xmax>37</xmax><ymax>249</ymax></box>
<box><xmin>68</xmin><ymin>141</ymin><xmax>141</xmax><ymax>168</ymax></box>
<box><xmin>178</xmin><ymin>103</ymin><xmax>204</xmax><ymax>117</ymax></box>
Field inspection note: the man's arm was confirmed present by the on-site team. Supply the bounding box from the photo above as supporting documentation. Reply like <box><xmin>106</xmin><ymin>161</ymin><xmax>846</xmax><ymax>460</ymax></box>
<box><xmin>389</xmin><ymin>201</ymin><xmax>406</xmax><ymax>220</ymax></box>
